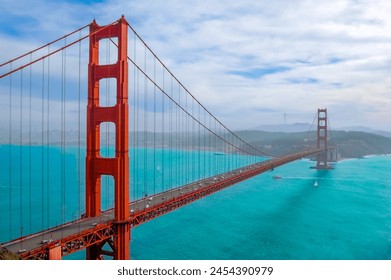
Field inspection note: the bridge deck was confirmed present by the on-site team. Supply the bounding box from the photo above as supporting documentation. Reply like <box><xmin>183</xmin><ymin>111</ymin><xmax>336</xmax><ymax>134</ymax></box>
<box><xmin>1</xmin><ymin>148</ymin><xmax>323</xmax><ymax>259</ymax></box>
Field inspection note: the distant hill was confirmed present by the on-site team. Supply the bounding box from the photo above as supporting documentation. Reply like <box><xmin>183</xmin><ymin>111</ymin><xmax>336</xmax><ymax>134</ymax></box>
<box><xmin>250</xmin><ymin>123</ymin><xmax>391</xmax><ymax>137</ymax></box>
<box><xmin>339</xmin><ymin>126</ymin><xmax>391</xmax><ymax>138</ymax></box>
<box><xmin>327</xmin><ymin>130</ymin><xmax>391</xmax><ymax>158</ymax></box>
<box><xmin>250</xmin><ymin>123</ymin><xmax>312</xmax><ymax>133</ymax></box>
<box><xmin>1</xmin><ymin>127</ymin><xmax>390</xmax><ymax>159</ymax></box>
<box><xmin>235</xmin><ymin>130</ymin><xmax>391</xmax><ymax>159</ymax></box>
<box><xmin>248</xmin><ymin>123</ymin><xmax>391</xmax><ymax>138</ymax></box>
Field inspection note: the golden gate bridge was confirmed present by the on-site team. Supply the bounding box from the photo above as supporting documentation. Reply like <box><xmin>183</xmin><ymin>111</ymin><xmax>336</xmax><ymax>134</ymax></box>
<box><xmin>0</xmin><ymin>16</ymin><xmax>331</xmax><ymax>260</ymax></box>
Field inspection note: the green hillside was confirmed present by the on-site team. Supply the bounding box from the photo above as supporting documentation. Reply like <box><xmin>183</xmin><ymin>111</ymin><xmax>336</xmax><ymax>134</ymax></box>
<box><xmin>235</xmin><ymin>130</ymin><xmax>391</xmax><ymax>159</ymax></box>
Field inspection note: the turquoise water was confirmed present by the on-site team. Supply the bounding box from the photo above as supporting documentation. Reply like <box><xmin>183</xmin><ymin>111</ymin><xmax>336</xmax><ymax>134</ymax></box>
<box><xmin>130</xmin><ymin>155</ymin><xmax>391</xmax><ymax>260</ymax></box>
<box><xmin>0</xmin><ymin>145</ymin><xmax>259</xmax><ymax>242</ymax></box>
<box><xmin>1</xmin><ymin>145</ymin><xmax>390</xmax><ymax>259</ymax></box>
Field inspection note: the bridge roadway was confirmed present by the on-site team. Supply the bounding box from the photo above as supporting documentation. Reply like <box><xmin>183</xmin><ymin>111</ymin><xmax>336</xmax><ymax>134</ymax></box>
<box><xmin>1</xmin><ymin>148</ymin><xmax>323</xmax><ymax>259</ymax></box>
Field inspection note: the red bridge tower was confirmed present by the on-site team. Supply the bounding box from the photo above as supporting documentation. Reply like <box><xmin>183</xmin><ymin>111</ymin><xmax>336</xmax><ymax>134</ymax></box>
<box><xmin>86</xmin><ymin>17</ymin><xmax>130</xmax><ymax>259</ymax></box>
<box><xmin>315</xmin><ymin>108</ymin><xmax>332</xmax><ymax>169</ymax></box>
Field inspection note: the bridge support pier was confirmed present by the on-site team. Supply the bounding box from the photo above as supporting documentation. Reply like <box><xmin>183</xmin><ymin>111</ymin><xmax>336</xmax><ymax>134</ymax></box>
<box><xmin>48</xmin><ymin>246</ymin><xmax>62</xmax><ymax>260</ymax></box>
<box><xmin>86</xmin><ymin>243</ymin><xmax>104</xmax><ymax>260</ymax></box>
<box><xmin>86</xmin><ymin>17</ymin><xmax>130</xmax><ymax>260</ymax></box>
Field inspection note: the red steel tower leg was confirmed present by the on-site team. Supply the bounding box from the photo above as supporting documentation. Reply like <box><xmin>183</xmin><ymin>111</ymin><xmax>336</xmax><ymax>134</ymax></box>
<box><xmin>86</xmin><ymin>17</ymin><xmax>130</xmax><ymax>260</ymax></box>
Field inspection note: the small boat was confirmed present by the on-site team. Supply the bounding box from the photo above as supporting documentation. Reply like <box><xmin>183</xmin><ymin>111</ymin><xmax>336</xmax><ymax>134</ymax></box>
<box><xmin>273</xmin><ymin>175</ymin><xmax>282</xmax><ymax>179</ymax></box>
<box><xmin>314</xmin><ymin>180</ymin><xmax>318</xmax><ymax>187</ymax></box>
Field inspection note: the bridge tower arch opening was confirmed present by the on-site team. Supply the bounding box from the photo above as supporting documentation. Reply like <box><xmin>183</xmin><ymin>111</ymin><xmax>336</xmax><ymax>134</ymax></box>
<box><xmin>86</xmin><ymin>16</ymin><xmax>130</xmax><ymax>260</ymax></box>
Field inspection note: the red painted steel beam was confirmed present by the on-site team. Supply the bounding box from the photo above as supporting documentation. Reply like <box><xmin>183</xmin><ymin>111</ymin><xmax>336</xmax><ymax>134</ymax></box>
<box><xmin>20</xmin><ymin>222</ymin><xmax>116</xmax><ymax>260</ymax></box>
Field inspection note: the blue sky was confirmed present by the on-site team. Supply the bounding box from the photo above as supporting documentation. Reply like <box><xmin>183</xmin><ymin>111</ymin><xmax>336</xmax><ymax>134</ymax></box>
<box><xmin>0</xmin><ymin>0</ymin><xmax>390</xmax><ymax>131</ymax></box>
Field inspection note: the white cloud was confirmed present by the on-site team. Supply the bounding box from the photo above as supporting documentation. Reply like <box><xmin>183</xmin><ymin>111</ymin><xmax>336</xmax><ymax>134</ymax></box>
<box><xmin>0</xmin><ymin>0</ymin><xmax>390</xmax><ymax>131</ymax></box>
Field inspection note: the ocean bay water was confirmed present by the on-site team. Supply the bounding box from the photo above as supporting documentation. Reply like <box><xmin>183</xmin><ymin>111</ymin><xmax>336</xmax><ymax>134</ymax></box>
<box><xmin>0</xmin><ymin>144</ymin><xmax>390</xmax><ymax>259</ymax></box>
<box><xmin>130</xmin><ymin>155</ymin><xmax>391</xmax><ymax>260</ymax></box>
<box><xmin>0</xmin><ymin>145</ymin><xmax>260</xmax><ymax>243</ymax></box>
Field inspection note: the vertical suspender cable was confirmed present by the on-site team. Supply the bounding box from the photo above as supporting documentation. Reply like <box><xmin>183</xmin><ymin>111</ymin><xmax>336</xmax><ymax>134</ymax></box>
<box><xmin>143</xmin><ymin>45</ymin><xmax>147</xmax><ymax>197</ymax></box>
<box><xmin>214</xmin><ymin>119</ymin><xmax>217</xmax><ymax>173</ymax></box>
<box><xmin>185</xmin><ymin>87</ymin><xmax>189</xmax><ymax>183</ymax></box>
<box><xmin>192</xmin><ymin>98</ymin><xmax>195</xmax><ymax>182</ymax></box>
<box><xmin>226</xmin><ymin>127</ymin><xmax>231</xmax><ymax>170</ymax></box>
<box><xmin>161</xmin><ymin>67</ymin><xmax>165</xmax><ymax>192</ymax></box>
<box><xmin>188</xmin><ymin>97</ymin><xmax>191</xmax><ymax>182</ymax></box>
<box><xmin>205</xmin><ymin>109</ymin><xmax>207</xmax><ymax>178</ymax></box>
<box><xmin>179</xmin><ymin>85</ymin><xmax>182</xmax><ymax>186</ymax></box>
<box><xmin>135</xmin><ymin>45</ymin><xmax>139</xmax><ymax>199</ymax></box>
<box><xmin>230</xmin><ymin>131</ymin><xmax>238</xmax><ymax>169</ymax></box>
<box><xmin>64</xmin><ymin>40</ymin><xmax>67</xmax><ymax>223</ymax></box>
<box><xmin>235</xmin><ymin>134</ymin><xmax>241</xmax><ymax>168</ymax></box>
<box><xmin>29</xmin><ymin>55</ymin><xmax>32</xmax><ymax>235</ymax></box>
<box><xmin>46</xmin><ymin>46</ymin><xmax>50</xmax><ymax>228</ymax></box>
<box><xmin>227</xmin><ymin>124</ymin><xmax>233</xmax><ymax>171</ymax></box>
<box><xmin>177</xmin><ymin>84</ymin><xmax>181</xmax><ymax>187</ymax></box>
<box><xmin>210</xmin><ymin>113</ymin><xmax>213</xmax><ymax>175</ymax></box>
<box><xmin>132</xmin><ymin>33</ymin><xmax>137</xmax><ymax>201</ymax></box>
<box><xmin>202</xmin><ymin>110</ymin><xmax>208</xmax><ymax>178</ymax></box>
<box><xmin>64</xmin><ymin>41</ymin><xmax>67</xmax><ymax>224</ymax></box>
<box><xmin>8</xmin><ymin>62</ymin><xmax>12</xmax><ymax>239</ymax></box>
<box><xmin>180</xmin><ymin>85</ymin><xmax>183</xmax><ymax>185</ymax></box>
<box><xmin>153</xmin><ymin>56</ymin><xmax>156</xmax><ymax>195</ymax></box>
<box><xmin>61</xmin><ymin>47</ymin><xmax>65</xmax><ymax>234</ymax></box>
<box><xmin>77</xmin><ymin>30</ymin><xmax>81</xmax><ymax>227</ymax></box>
<box><xmin>136</xmin><ymin>66</ymin><xmax>140</xmax><ymax>198</ymax></box>
<box><xmin>327</xmin><ymin>117</ymin><xmax>333</xmax><ymax>140</ymax></box>
<box><xmin>19</xmin><ymin>69</ymin><xmax>23</xmax><ymax>241</ymax></box>
<box><xmin>198</xmin><ymin>104</ymin><xmax>200</xmax><ymax>180</ymax></box>
<box><xmin>137</xmin><ymin>37</ymin><xmax>141</xmax><ymax>199</ymax></box>
<box><xmin>212</xmin><ymin>118</ymin><xmax>215</xmax><ymax>173</ymax></box>
<box><xmin>41</xmin><ymin>59</ymin><xmax>45</xmax><ymax>231</ymax></box>
<box><xmin>8</xmin><ymin>63</ymin><xmax>12</xmax><ymax>240</ymax></box>
<box><xmin>169</xmin><ymin>76</ymin><xmax>172</xmax><ymax>189</ymax></box>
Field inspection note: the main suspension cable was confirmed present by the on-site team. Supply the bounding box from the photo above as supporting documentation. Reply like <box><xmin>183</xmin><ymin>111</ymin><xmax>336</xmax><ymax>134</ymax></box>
<box><xmin>126</xmin><ymin>22</ymin><xmax>274</xmax><ymax>158</ymax></box>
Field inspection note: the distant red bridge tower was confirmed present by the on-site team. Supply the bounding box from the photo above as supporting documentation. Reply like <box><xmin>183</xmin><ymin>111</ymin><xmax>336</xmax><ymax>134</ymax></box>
<box><xmin>315</xmin><ymin>108</ymin><xmax>333</xmax><ymax>169</ymax></box>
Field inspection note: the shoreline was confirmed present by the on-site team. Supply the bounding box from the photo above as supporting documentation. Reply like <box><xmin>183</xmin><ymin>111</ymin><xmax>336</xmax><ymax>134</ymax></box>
<box><xmin>1</xmin><ymin>143</ymin><xmax>391</xmax><ymax>160</ymax></box>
